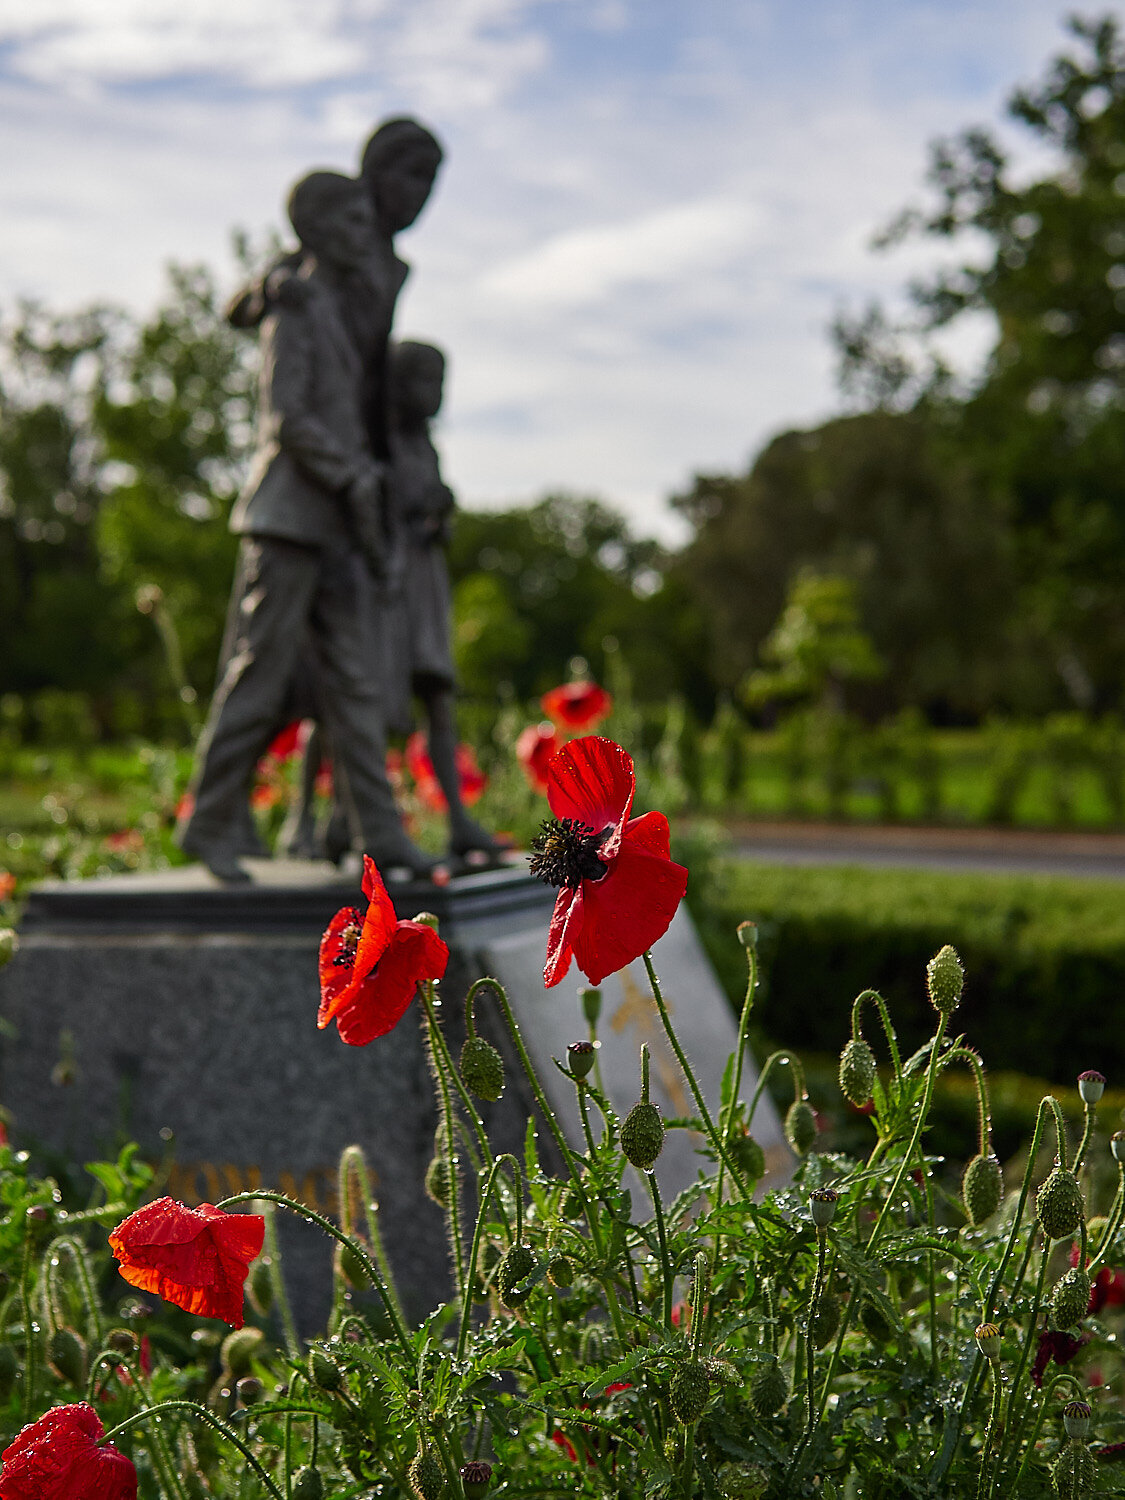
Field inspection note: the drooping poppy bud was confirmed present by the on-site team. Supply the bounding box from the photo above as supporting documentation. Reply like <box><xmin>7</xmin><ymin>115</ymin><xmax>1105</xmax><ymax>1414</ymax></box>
<box><xmin>47</xmin><ymin>1325</ymin><xmax>86</xmax><ymax>1387</ymax></box>
<box><xmin>785</xmin><ymin>1100</ymin><xmax>817</xmax><ymax>1156</ymax></box>
<box><xmin>839</xmin><ymin>1037</ymin><xmax>876</xmax><ymax>1107</ymax></box>
<box><xmin>547</xmin><ymin>1253</ymin><xmax>574</xmax><ymax>1288</ymax></box>
<box><xmin>1049</xmin><ymin>1268</ymin><xmax>1093</xmax><ymax>1330</ymax></box>
<box><xmin>291</xmin><ymin>1468</ymin><xmax>324</xmax><ymax>1500</ymax></box>
<box><xmin>749</xmin><ymin>1356</ymin><xmax>787</xmax><ymax>1417</ymax></box>
<box><xmin>221</xmin><ymin>1326</ymin><xmax>264</xmax><ymax>1379</ymax></box>
<box><xmin>729</xmin><ymin>1131</ymin><xmax>765</xmax><ymax>1182</ymax></box>
<box><xmin>1037</xmin><ymin>1166</ymin><xmax>1085</xmax><ymax>1241</ymax></box>
<box><xmin>460</xmin><ymin>1035</ymin><xmax>505</xmax><ymax>1102</ymax></box>
<box><xmin>497</xmin><ymin>1243</ymin><xmax>537</xmax><ymax>1308</ymax></box>
<box><xmin>962</xmin><ymin>1153</ymin><xmax>1004</xmax><ymax>1225</ymax></box>
<box><xmin>308</xmin><ymin>1346</ymin><xmax>344</xmax><ymax>1392</ymax></box>
<box><xmin>621</xmin><ymin>1100</ymin><xmax>665</xmax><ymax>1171</ymax></box>
<box><xmin>1052</xmin><ymin>1443</ymin><xmax>1097</xmax><ymax>1499</ymax></box>
<box><xmin>408</xmin><ymin>1442</ymin><xmax>445</xmax><ymax>1500</ymax></box>
<box><xmin>860</xmin><ymin>1300</ymin><xmax>892</xmax><ymax>1344</ymax></box>
<box><xmin>926</xmin><ymin>945</ymin><xmax>964</xmax><ymax>1014</ymax></box>
<box><xmin>670</xmin><ymin>1360</ymin><xmax>711</xmax><ymax>1423</ymax></box>
<box><xmin>425</xmin><ymin>1155</ymin><xmax>453</xmax><ymax>1209</ymax></box>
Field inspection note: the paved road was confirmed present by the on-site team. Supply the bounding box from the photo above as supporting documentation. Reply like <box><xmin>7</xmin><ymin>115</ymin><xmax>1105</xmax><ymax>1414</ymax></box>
<box><xmin>727</xmin><ymin>821</ymin><xmax>1125</xmax><ymax>881</ymax></box>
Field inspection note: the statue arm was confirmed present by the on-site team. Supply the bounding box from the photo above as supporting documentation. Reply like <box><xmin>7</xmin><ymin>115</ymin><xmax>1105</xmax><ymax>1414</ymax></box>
<box><xmin>264</xmin><ymin>311</ymin><xmax>376</xmax><ymax>496</ymax></box>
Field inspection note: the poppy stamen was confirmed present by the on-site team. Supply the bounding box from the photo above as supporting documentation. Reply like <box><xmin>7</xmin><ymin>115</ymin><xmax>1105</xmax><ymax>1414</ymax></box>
<box><xmin>529</xmin><ymin>818</ymin><xmax>609</xmax><ymax>889</ymax></box>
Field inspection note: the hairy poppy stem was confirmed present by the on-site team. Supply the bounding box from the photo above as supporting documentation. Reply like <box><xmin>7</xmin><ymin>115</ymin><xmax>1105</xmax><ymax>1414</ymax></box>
<box><xmin>337</xmin><ymin>1145</ymin><xmax>405</xmax><ymax>1335</ymax></box>
<box><xmin>457</xmin><ymin>1153</ymin><xmax>520</xmax><ymax>1360</ymax></box>
<box><xmin>19</xmin><ymin>1222</ymin><xmax>39</xmax><ymax>1422</ymax></box>
<box><xmin>1088</xmin><ymin>1159</ymin><xmax>1125</xmax><ymax>1272</ymax></box>
<box><xmin>421</xmin><ymin>979</ymin><xmax>467</xmax><ymax>1291</ymax></box>
<box><xmin>648</xmin><ymin>1168</ymin><xmax>674</xmax><ymax>1333</ymax></box>
<box><xmin>99</xmin><ymin>1400</ymin><xmax>283</xmax><ymax>1499</ymax></box>
<box><xmin>44</xmin><ymin>1233</ymin><xmax>103</xmax><ymax>1347</ymax></box>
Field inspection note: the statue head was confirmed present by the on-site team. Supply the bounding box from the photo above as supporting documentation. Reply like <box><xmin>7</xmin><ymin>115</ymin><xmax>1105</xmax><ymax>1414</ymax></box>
<box><xmin>287</xmin><ymin>171</ymin><xmax>374</xmax><ymax>270</ymax></box>
<box><xmin>360</xmin><ymin>118</ymin><xmax>444</xmax><ymax>236</ymax></box>
<box><xmin>391</xmin><ymin>340</ymin><xmax>446</xmax><ymax>422</ymax></box>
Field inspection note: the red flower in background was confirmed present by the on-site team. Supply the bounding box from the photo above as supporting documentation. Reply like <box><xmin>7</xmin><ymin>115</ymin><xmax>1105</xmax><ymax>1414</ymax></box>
<box><xmin>1032</xmin><ymin>1327</ymin><xmax>1090</xmax><ymax>1387</ymax></box>
<box><xmin>541</xmin><ymin>680</ymin><xmax>613</xmax><ymax>732</ymax></box>
<box><xmin>104</xmin><ymin>830</ymin><xmax>144</xmax><ymax>856</ymax></box>
<box><xmin>318</xmin><ymin>855</ymin><xmax>449</xmax><ymax>1046</ymax></box>
<box><xmin>0</xmin><ymin>1403</ymin><xmax>136</xmax><ymax>1500</ymax></box>
<box><xmin>314</xmin><ymin>760</ymin><xmax>334</xmax><ymax>799</ymax></box>
<box><xmin>530</xmin><ymin>737</ymin><xmax>687</xmax><ymax>988</ymax></box>
<box><xmin>263</xmin><ymin>720</ymin><xmax>311</xmax><ymax>764</ymax></box>
<box><xmin>250</xmin><ymin>782</ymin><xmax>282</xmax><ymax>811</ymax></box>
<box><xmin>516</xmin><ymin>723</ymin><xmax>561</xmax><ymax>793</ymax></box>
<box><xmin>109</xmin><ymin>1198</ymin><xmax>264</xmax><ymax>1329</ymax></box>
<box><xmin>0</xmin><ymin>871</ymin><xmax>16</xmax><ymax>902</ymax></box>
<box><xmin>404</xmin><ymin>734</ymin><xmax>487</xmax><ymax>811</ymax></box>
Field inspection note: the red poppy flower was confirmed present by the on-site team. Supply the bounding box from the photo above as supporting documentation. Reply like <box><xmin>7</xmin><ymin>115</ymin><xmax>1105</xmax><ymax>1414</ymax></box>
<box><xmin>516</xmin><ymin>722</ymin><xmax>561</xmax><ymax>793</ymax></box>
<box><xmin>530</xmin><ymin>737</ymin><xmax>687</xmax><ymax>988</ymax></box>
<box><xmin>109</xmin><ymin>1198</ymin><xmax>265</xmax><ymax>1328</ymax></box>
<box><xmin>264</xmin><ymin>719</ymin><xmax>311</xmax><ymax>763</ymax></box>
<box><xmin>250</xmin><ymin>781</ymin><xmax>282</xmax><ymax>811</ymax></box>
<box><xmin>314</xmin><ymin>760</ymin><xmax>334</xmax><ymax>799</ymax></box>
<box><xmin>404</xmin><ymin>734</ymin><xmax>487</xmax><ymax>812</ymax></box>
<box><xmin>540</xmin><ymin>680</ymin><xmax>613</xmax><ymax>732</ymax></box>
<box><xmin>0</xmin><ymin>1403</ymin><xmax>136</xmax><ymax>1500</ymax></box>
<box><xmin>0</xmin><ymin>871</ymin><xmax>16</xmax><ymax>902</ymax></box>
<box><xmin>1032</xmin><ymin>1327</ymin><xmax>1089</xmax><ymax>1387</ymax></box>
<box><xmin>318</xmin><ymin>855</ymin><xmax>449</xmax><ymax>1046</ymax></box>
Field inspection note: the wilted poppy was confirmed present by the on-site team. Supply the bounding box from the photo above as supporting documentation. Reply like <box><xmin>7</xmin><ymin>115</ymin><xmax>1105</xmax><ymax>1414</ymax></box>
<box><xmin>318</xmin><ymin>855</ymin><xmax>449</xmax><ymax>1045</ymax></box>
<box><xmin>541</xmin><ymin>680</ymin><xmax>613</xmax><ymax>732</ymax></box>
<box><xmin>516</xmin><ymin>722</ymin><xmax>561</xmax><ymax>793</ymax></box>
<box><xmin>530</xmin><ymin>737</ymin><xmax>687</xmax><ymax>988</ymax></box>
<box><xmin>0</xmin><ymin>1403</ymin><xmax>137</xmax><ymax>1500</ymax></box>
<box><xmin>109</xmin><ymin>1198</ymin><xmax>265</xmax><ymax>1328</ymax></box>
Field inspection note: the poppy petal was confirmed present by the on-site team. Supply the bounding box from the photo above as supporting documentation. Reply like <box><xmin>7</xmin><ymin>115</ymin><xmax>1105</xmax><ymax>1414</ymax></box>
<box><xmin>544</xmin><ymin>885</ymin><xmax>583</xmax><ymax>988</ymax></box>
<box><xmin>546</xmin><ymin>737</ymin><xmax>635</xmax><ymax>856</ymax></box>
<box><xmin>355</xmin><ymin>855</ymin><xmax>397</xmax><ymax>973</ymax></box>
<box><xmin>570</xmin><ymin>827</ymin><xmax>687</xmax><ymax>986</ymax></box>
<box><xmin>333</xmin><ymin>922</ymin><xmax>449</xmax><ymax>1046</ymax></box>
<box><xmin>317</xmin><ymin>907</ymin><xmax>361</xmax><ymax>1028</ymax></box>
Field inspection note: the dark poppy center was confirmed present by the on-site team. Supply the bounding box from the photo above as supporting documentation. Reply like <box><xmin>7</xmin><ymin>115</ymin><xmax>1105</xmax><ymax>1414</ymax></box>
<box><xmin>332</xmin><ymin>909</ymin><xmax>364</xmax><ymax>967</ymax></box>
<box><xmin>529</xmin><ymin>818</ymin><xmax>610</xmax><ymax>889</ymax></box>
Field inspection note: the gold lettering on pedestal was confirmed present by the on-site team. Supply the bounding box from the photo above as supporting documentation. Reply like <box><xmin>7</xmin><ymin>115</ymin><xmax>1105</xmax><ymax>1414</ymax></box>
<box><xmin>609</xmin><ymin>969</ymin><xmax>690</xmax><ymax>1117</ymax></box>
<box><xmin>163</xmin><ymin>1161</ymin><xmax>338</xmax><ymax>1215</ymax></box>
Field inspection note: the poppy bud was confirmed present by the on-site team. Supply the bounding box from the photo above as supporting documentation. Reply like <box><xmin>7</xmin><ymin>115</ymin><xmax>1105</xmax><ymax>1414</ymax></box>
<box><xmin>1036</xmin><ymin>1166</ymin><xmax>1085</xmax><ymax>1241</ymax></box>
<box><xmin>335</xmin><ymin>1235</ymin><xmax>371</xmax><ymax>1290</ymax></box>
<box><xmin>621</xmin><ymin>1100</ymin><xmax>665</xmax><ymax>1171</ymax></box>
<box><xmin>221</xmin><ymin>1327</ymin><xmax>264</xmax><ymax>1379</ymax></box>
<box><xmin>809</xmin><ymin>1187</ymin><xmax>839</xmax><ymax>1230</ymax></box>
<box><xmin>839</xmin><ymin>1037</ymin><xmax>876</xmax><ymax>1107</ymax></box>
<box><xmin>461</xmin><ymin>1460</ymin><xmax>493</xmax><ymax>1498</ymax></box>
<box><xmin>1049</xmin><ymin>1268</ymin><xmax>1092</xmax><ymax>1330</ymax></box>
<box><xmin>716</xmin><ymin>1461</ymin><xmax>769</xmax><ymax>1499</ymax></box>
<box><xmin>811</xmin><ymin>1291</ymin><xmax>841</xmax><ymax>1350</ymax></box>
<box><xmin>926</xmin><ymin>944</ymin><xmax>964</xmax><ymax>1014</ymax></box>
<box><xmin>547</xmin><ymin>1253</ymin><xmax>574</xmax><ymax>1288</ymax></box>
<box><xmin>248</xmin><ymin>1255</ymin><xmax>273</xmax><ymax>1316</ymax></box>
<box><xmin>785</xmin><ymin>1100</ymin><xmax>817</xmax><ymax>1156</ymax></box>
<box><xmin>47</xmin><ymin>1326</ymin><xmax>86</xmax><ymax>1387</ymax></box>
<box><xmin>0</xmin><ymin>1343</ymin><xmax>17</xmax><ymax>1401</ymax></box>
<box><xmin>1079</xmin><ymin>1069</ymin><xmax>1106</xmax><ymax>1104</ymax></box>
<box><xmin>975</xmin><ymin>1322</ymin><xmax>1001</xmax><ymax>1361</ymax></box>
<box><xmin>728</xmin><ymin>1131</ymin><xmax>765</xmax><ymax>1182</ymax></box>
<box><xmin>670</xmin><ymin>1360</ymin><xmax>710</xmax><ymax>1423</ymax></box>
<box><xmin>497</xmin><ymin>1243</ymin><xmax>537</xmax><ymax>1308</ymax></box>
<box><xmin>737</xmin><ymin>921</ymin><xmax>758</xmax><ymax>951</ymax></box>
<box><xmin>860</xmin><ymin>1300</ymin><xmax>892</xmax><ymax>1344</ymax></box>
<box><xmin>704</xmin><ymin>1356</ymin><xmax>740</xmax><ymax>1385</ymax></box>
<box><xmin>308</xmin><ymin>1347</ymin><xmax>344</xmax><ymax>1392</ymax></box>
<box><xmin>1051</xmin><ymin>1442</ymin><xmax>1097</xmax><ymax>1498</ymax></box>
<box><xmin>1114</xmin><ymin>1131</ymin><xmax>1125</xmax><ymax>1163</ymax></box>
<box><xmin>1063</xmin><ymin>1399</ymin><xmax>1092</xmax><ymax>1441</ymax></box>
<box><xmin>580</xmin><ymin>987</ymin><xmax>602</xmax><ymax>1027</ymax></box>
<box><xmin>106</xmin><ymin>1328</ymin><xmax>136</xmax><ymax>1356</ymax></box>
<box><xmin>236</xmin><ymin>1375</ymin><xmax>264</xmax><ymax>1405</ymax></box>
<box><xmin>425</xmin><ymin>1156</ymin><xmax>453</xmax><ymax>1209</ymax></box>
<box><xmin>291</xmin><ymin>1468</ymin><xmax>324</xmax><ymax>1500</ymax></box>
<box><xmin>408</xmin><ymin>1444</ymin><xmax>445</xmax><ymax>1500</ymax></box>
<box><xmin>962</xmin><ymin>1153</ymin><xmax>1004</xmax><ymax>1225</ymax></box>
<box><xmin>460</xmin><ymin>1035</ymin><xmax>505</xmax><ymax>1102</ymax></box>
<box><xmin>567</xmin><ymin>1040</ymin><xmax>597</xmax><ymax>1080</ymax></box>
<box><xmin>749</xmin><ymin>1356</ymin><xmax>787</xmax><ymax>1417</ymax></box>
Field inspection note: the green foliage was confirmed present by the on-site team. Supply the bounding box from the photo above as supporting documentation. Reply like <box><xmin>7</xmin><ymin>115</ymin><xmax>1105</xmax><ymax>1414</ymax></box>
<box><xmin>743</xmin><ymin>571</ymin><xmax>883</xmax><ymax>714</ymax></box>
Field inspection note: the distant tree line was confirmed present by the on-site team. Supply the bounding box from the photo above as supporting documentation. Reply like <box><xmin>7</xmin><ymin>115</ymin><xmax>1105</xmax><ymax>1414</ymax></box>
<box><xmin>2</xmin><ymin>16</ymin><xmax>1124</xmax><ymax>738</ymax></box>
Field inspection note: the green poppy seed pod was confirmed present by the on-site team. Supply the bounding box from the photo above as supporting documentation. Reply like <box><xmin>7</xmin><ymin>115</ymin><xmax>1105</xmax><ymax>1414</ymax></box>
<box><xmin>703</xmin><ymin>1356</ymin><xmax>739</xmax><ymax>1386</ymax></box>
<box><xmin>729</xmin><ymin>1131</ymin><xmax>765</xmax><ymax>1182</ymax></box>
<box><xmin>809</xmin><ymin>1187</ymin><xmax>839</xmax><ymax>1230</ymax></box>
<box><xmin>1062</xmin><ymin>1399</ymin><xmax>1092</xmax><ymax>1442</ymax></box>
<box><xmin>1113</xmin><ymin>1131</ymin><xmax>1125</xmax><ymax>1163</ymax></box>
<box><xmin>106</xmin><ymin>1328</ymin><xmax>137</xmax><ymax>1356</ymax></box>
<box><xmin>1036</xmin><ymin>1166</ymin><xmax>1085</xmax><ymax>1241</ymax></box>
<box><xmin>860</xmin><ymin>1300</ymin><xmax>892</xmax><ymax>1344</ymax></box>
<box><xmin>785</xmin><ymin>1099</ymin><xmax>817</xmax><ymax>1156</ymax></box>
<box><xmin>567</xmin><ymin>1040</ymin><xmax>597</xmax><ymax>1079</ymax></box>
<box><xmin>962</xmin><ymin>1153</ymin><xmax>1004</xmax><ymax>1225</ymax></box>
<box><xmin>670</xmin><ymin>1360</ymin><xmax>711</xmax><ymax>1423</ymax></box>
<box><xmin>0</xmin><ymin>1343</ymin><xmax>18</xmax><ymax>1402</ymax></box>
<box><xmin>926</xmin><ymin>944</ymin><xmax>964</xmax><ymax>1013</ymax></box>
<box><xmin>47</xmin><ymin>1326</ymin><xmax>86</xmax><ymax>1387</ymax></box>
<box><xmin>1078</xmin><ymin>1069</ymin><xmax>1106</xmax><ymax>1104</ymax></box>
<box><xmin>221</xmin><ymin>1327</ymin><xmax>264</xmax><ymax>1379</ymax></box>
<box><xmin>248</xmin><ymin>1254</ymin><xmax>273</xmax><ymax>1316</ymax></box>
<box><xmin>1051</xmin><ymin>1441</ymin><xmax>1097</xmax><ymax>1499</ymax></box>
<box><xmin>621</xmin><ymin>1100</ymin><xmax>665</xmax><ymax>1171</ymax></box>
<box><xmin>236</xmin><ymin>1375</ymin><xmax>264</xmax><ymax>1405</ymax></box>
<box><xmin>0</xmin><ymin>929</ymin><xmax>17</xmax><ymax>968</ymax></box>
<box><xmin>737</xmin><ymin>921</ymin><xmax>758</xmax><ymax>951</ymax></box>
<box><xmin>748</xmin><ymin>1356</ymin><xmax>788</xmax><ymax>1417</ymax></box>
<box><xmin>716</xmin><ymin>1461</ymin><xmax>769</xmax><ymax>1499</ymax></box>
<box><xmin>580</xmin><ymin>987</ymin><xmax>602</xmax><ymax>1027</ymax></box>
<box><xmin>497</xmin><ymin>1242</ymin><xmax>537</xmax><ymax>1308</ymax></box>
<box><xmin>425</xmin><ymin>1155</ymin><xmax>453</xmax><ymax>1208</ymax></box>
<box><xmin>408</xmin><ymin>1445</ymin><xmax>446</xmax><ymax>1500</ymax></box>
<box><xmin>811</xmin><ymin>1291</ymin><xmax>841</xmax><ymax>1350</ymax></box>
<box><xmin>974</xmin><ymin>1322</ymin><xmax>1001</xmax><ymax>1361</ymax></box>
<box><xmin>1049</xmin><ymin>1268</ymin><xmax>1092</xmax><ymax>1330</ymax></box>
<box><xmin>547</xmin><ymin>1253</ymin><xmax>574</xmax><ymax>1288</ymax></box>
<box><xmin>291</xmin><ymin>1468</ymin><xmax>324</xmax><ymax>1500</ymax></box>
<box><xmin>460</xmin><ymin>1460</ymin><xmax>493</xmax><ymax>1499</ymax></box>
<box><xmin>839</xmin><ymin>1036</ymin><xmax>876</xmax><ymax>1107</ymax></box>
<box><xmin>460</xmin><ymin>1035</ymin><xmax>505</xmax><ymax>1101</ymax></box>
<box><xmin>308</xmin><ymin>1346</ymin><xmax>344</xmax><ymax>1392</ymax></box>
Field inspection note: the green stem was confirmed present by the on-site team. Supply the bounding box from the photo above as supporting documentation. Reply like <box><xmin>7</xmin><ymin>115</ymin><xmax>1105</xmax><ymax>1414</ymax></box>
<box><xmin>851</xmin><ymin>988</ymin><xmax>903</xmax><ymax>1082</ymax></box>
<box><xmin>19</xmin><ymin>1226</ymin><xmax>39</xmax><ymax>1422</ymax></box>
<box><xmin>99</xmin><ymin>1401</ymin><xmax>283</xmax><ymax>1500</ymax></box>
<box><xmin>867</xmin><ymin>1013</ymin><xmax>948</xmax><ymax>1254</ymax></box>
<box><xmin>992</xmin><ymin>1243</ymin><xmax>1051</xmax><ymax>1491</ymax></box>
<box><xmin>44</xmin><ymin>1234</ymin><xmax>103</xmax><ymax>1346</ymax></box>
<box><xmin>215</xmin><ymin>1191</ymin><xmax>413</xmax><ymax>1364</ymax></box>
<box><xmin>337</xmin><ymin>1146</ymin><xmax>405</xmax><ymax>1333</ymax></box>
<box><xmin>786</xmin><ymin>1233</ymin><xmax>828</xmax><ymax>1485</ymax></box>
<box><xmin>421</xmin><ymin>981</ymin><xmax>466</xmax><ymax>1293</ymax></box>
<box><xmin>975</xmin><ymin>1365</ymin><xmax>1004</xmax><ymax>1500</ymax></box>
<box><xmin>122</xmin><ymin>1355</ymin><xmax>190</xmax><ymax>1500</ymax></box>
<box><xmin>939</xmin><ymin>1047</ymin><xmax>993</xmax><ymax>1158</ymax></box>
<box><xmin>1014</xmin><ymin>1370</ymin><xmax>1086</xmax><ymax>1488</ymax></box>
<box><xmin>457</xmin><ymin>1155</ymin><xmax>519</xmax><ymax>1360</ymax></box>
<box><xmin>1074</xmin><ymin>1101</ymin><xmax>1097</xmax><ymax>1175</ymax></box>
<box><xmin>261</xmin><ymin>1202</ymin><xmax>300</xmax><ymax>1359</ymax></box>
<box><xmin>1089</xmin><ymin>1160</ymin><xmax>1125</xmax><ymax>1272</ymax></box>
<box><xmin>650</xmin><ymin>1172</ymin><xmax>674</xmax><ymax>1333</ymax></box>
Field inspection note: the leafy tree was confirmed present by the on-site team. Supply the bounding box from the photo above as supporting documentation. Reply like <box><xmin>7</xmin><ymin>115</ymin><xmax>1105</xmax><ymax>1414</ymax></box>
<box><xmin>744</xmin><ymin>571</ymin><xmax>883</xmax><ymax>714</ymax></box>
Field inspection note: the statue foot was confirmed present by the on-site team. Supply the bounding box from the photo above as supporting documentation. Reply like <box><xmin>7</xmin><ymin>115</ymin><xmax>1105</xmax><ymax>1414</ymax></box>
<box><xmin>367</xmin><ymin>832</ymin><xmax>449</xmax><ymax>885</ymax></box>
<box><xmin>179</xmin><ymin>831</ymin><xmax>252</xmax><ymax>884</ymax></box>
<box><xmin>449</xmin><ymin>816</ymin><xmax>510</xmax><ymax>868</ymax></box>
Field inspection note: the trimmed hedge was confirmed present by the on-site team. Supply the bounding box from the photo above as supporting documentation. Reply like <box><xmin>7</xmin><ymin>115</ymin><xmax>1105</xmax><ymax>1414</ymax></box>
<box><xmin>692</xmin><ymin>857</ymin><xmax>1125</xmax><ymax>1087</ymax></box>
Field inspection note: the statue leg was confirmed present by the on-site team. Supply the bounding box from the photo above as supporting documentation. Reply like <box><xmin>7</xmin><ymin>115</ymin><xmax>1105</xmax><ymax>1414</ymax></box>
<box><xmin>179</xmin><ymin>537</ymin><xmax>319</xmax><ymax>881</ymax></box>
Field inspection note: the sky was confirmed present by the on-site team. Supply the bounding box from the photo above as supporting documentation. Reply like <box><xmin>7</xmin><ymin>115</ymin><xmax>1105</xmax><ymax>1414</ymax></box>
<box><xmin>0</xmin><ymin>0</ymin><xmax>1085</xmax><ymax>540</ymax></box>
